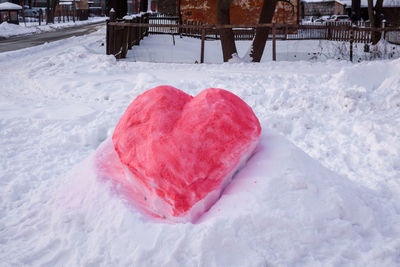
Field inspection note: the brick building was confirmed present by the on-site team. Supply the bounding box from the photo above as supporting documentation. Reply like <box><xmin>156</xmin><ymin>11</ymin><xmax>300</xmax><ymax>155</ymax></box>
<box><xmin>343</xmin><ymin>0</ymin><xmax>400</xmax><ymax>24</ymax></box>
<box><xmin>300</xmin><ymin>0</ymin><xmax>345</xmax><ymax>18</ymax></box>
<box><xmin>178</xmin><ymin>0</ymin><xmax>300</xmax><ymax>25</ymax></box>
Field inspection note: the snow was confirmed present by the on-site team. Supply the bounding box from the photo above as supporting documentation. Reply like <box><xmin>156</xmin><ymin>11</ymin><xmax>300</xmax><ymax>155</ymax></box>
<box><xmin>127</xmin><ymin>35</ymin><xmax>400</xmax><ymax>63</ymax></box>
<box><xmin>0</xmin><ymin>17</ymin><xmax>107</xmax><ymax>38</ymax></box>
<box><xmin>1</xmin><ymin>26</ymin><xmax>400</xmax><ymax>266</ymax></box>
<box><xmin>0</xmin><ymin>2</ymin><xmax>22</xmax><ymax>11</ymax></box>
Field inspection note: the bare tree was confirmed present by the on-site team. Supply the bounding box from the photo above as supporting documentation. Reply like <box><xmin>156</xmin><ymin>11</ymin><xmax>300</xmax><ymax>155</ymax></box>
<box><xmin>46</xmin><ymin>0</ymin><xmax>58</xmax><ymax>23</ymax></box>
<box><xmin>217</xmin><ymin>0</ymin><xmax>237</xmax><ymax>62</ymax></box>
<box><xmin>250</xmin><ymin>0</ymin><xmax>277</xmax><ymax>62</ymax></box>
<box><xmin>140</xmin><ymin>0</ymin><xmax>148</xmax><ymax>12</ymax></box>
<box><xmin>158</xmin><ymin>0</ymin><xmax>176</xmax><ymax>16</ymax></box>
<box><xmin>351</xmin><ymin>0</ymin><xmax>361</xmax><ymax>22</ymax></box>
<box><xmin>46</xmin><ymin>0</ymin><xmax>50</xmax><ymax>24</ymax></box>
<box><xmin>178</xmin><ymin>0</ymin><xmax>280</xmax><ymax>62</ymax></box>
<box><xmin>177</xmin><ymin>0</ymin><xmax>182</xmax><ymax>25</ymax></box>
<box><xmin>217</xmin><ymin>0</ymin><xmax>279</xmax><ymax>62</ymax></box>
<box><xmin>368</xmin><ymin>0</ymin><xmax>384</xmax><ymax>44</ymax></box>
<box><xmin>51</xmin><ymin>0</ymin><xmax>58</xmax><ymax>21</ymax></box>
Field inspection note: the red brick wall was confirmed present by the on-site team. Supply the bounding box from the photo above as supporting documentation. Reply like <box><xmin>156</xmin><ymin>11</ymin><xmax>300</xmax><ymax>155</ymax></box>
<box><xmin>179</xmin><ymin>0</ymin><xmax>299</xmax><ymax>24</ymax></box>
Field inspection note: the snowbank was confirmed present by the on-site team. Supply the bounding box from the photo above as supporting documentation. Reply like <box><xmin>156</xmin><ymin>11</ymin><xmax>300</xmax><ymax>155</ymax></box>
<box><xmin>0</xmin><ymin>21</ymin><xmax>38</xmax><ymax>37</ymax></box>
<box><xmin>1</xmin><ymin>27</ymin><xmax>400</xmax><ymax>266</ymax></box>
<box><xmin>51</xmin><ymin>130</ymin><xmax>396</xmax><ymax>266</ymax></box>
<box><xmin>0</xmin><ymin>17</ymin><xmax>106</xmax><ymax>38</ymax></box>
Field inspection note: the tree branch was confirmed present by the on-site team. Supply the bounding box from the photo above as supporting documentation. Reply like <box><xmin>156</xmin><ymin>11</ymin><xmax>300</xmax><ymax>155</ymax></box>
<box><xmin>277</xmin><ymin>0</ymin><xmax>295</xmax><ymax>16</ymax></box>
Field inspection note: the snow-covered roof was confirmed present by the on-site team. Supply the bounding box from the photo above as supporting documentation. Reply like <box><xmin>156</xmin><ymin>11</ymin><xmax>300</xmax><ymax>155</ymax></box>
<box><xmin>0</xmin><ymin>2</ymin><xmax>22</xmax><ymax>11</ymax></box>
<box><xmin>341</xmin><ymin>0</ymin><xmax>400</xmax><ymax>7</ymax></box>
<box><xmin>302</xmin><ymin>0</ymin><xmax>345</xmax><ymax>4</ymax></box>
<box><xmin>59</xmin><ymin>0</ymin><xmax>81</xmax><ymax>2</ymax></box>
<box><xmin>302</xmin><ymin>0</ymin><xmax>400</xmax><ymax>6</ymax></box>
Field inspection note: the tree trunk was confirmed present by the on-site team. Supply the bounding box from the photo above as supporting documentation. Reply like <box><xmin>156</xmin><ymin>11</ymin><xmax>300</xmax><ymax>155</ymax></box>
<box><xmin>217</xmin><ymin>0</ymin><xmax>237</xmax><ymax>62</ymax></box>
<box><xmin>250</xmin><ymin>0</ymin><xmax>277</xmax><ymax>62</ymax></box>
<box><xmin>140</xmin><ymin>0</ymin><xmax>148</xmax><ymax>13</ymax></box>
<box><xmin>351</xmin><ymin>0</ymin><xmax>361</xmax><ymax>22</ymax></box>
<box><xmin>46</xmin><ymin>0</ymin><xmax>56</xmax><ymax>23</ymax></box>
<box><xmin>368</xmin><ymin>0</ymin><xmax>384</xmax><ymax>44</ymax></box>
<box><xmin>50</xmin><ymin>0</ymin><xmax>58</xmax><ymax>23</ymax></box>
<box><xmin>46</xmin><ymin>0</ymin><xmax>50</xmax><ymax>24</ymax></box>
<box><xmin>177</xmin><ymin>0</ymin><xmax>182</xmax><ymax>25</ymax></box>
<box><xmin>367</xmin><ymin>0</ymin><xmax>375</xmax><ymax>27</ymax></box>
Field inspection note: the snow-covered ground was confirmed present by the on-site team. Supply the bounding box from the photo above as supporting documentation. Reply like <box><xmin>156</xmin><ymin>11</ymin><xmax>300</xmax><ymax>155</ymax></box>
<box><xmin>1</xmin><ymin>26</ymin><xmax>400</xmax><ymax>266</ymax></box>
<box><xmin>128</xmin><ymin>34</ymin><xmax>400</xmax><ymax>63</ymax></box>
<box><xmin>0</xmin><ymin>16</ymin><xmax>107</xmax><ymax>38</ymax></box>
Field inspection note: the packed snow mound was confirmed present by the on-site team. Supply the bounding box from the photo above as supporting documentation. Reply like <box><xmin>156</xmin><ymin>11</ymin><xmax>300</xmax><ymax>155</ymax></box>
<box><xmin>0</xmin><ymin>17</ymin><xmax>107</xmax><ymax>38</ymax></box>
<box><xmin>55</xmin><ymin>131</ymin><xmax>393</xmax><ymax>266</ymax></box>
<box><xmin>110</xmin><ymin>86</ymin><xmax>261</xmax><ymax>222</ymax></box>
<box><xmin>0</xmin><ymin>22</ymin><xmax>39</xmax><ymax>37</ymax></box>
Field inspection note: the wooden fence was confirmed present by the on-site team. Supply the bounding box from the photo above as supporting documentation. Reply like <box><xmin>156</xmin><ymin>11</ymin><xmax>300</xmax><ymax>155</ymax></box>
<box><xmin>149</xmin><ymin>16</ymin><xmax>179</xmax><ymax>34</ymax></box>
<box><xmin>147</xmin><ymin>16</ymin><xmax>379</xmax><ymax>43</ymax></box>
<box><xmin>18</xmin><ymin>8</ymin><xmax>89</xmax><ymax>25</ymax></box>
<box><xmin>107</xmin><ymin>12</ymin><xmax>400</xmax><ymax>62</ymax></box>
<box><xmin>55</xmin><ymin>9</ymin><xmax>89</xmax><ymax>23</ymax></box>
<box><xmin>106</xmin><ymin>13</ymin><xmax>149</xmax><ymax>58</ymax></box>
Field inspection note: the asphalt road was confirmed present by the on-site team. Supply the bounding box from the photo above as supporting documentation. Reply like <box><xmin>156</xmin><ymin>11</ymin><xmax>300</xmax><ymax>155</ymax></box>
<box><xmin>0</xmin><ymin>22</ymin><xmax>105</xmax><ymax>53</ymax></box>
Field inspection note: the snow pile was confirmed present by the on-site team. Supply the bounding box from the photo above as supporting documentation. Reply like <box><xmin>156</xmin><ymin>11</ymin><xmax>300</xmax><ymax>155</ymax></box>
<box><xmin>54</xmin><ymin>130</ymin><xmax>397</xmax><ymax>266</ymax></box>
<box><xmin>0</xmin><ymin>17</ymin><xmax>106</xmax><ymax>38</ymax></box>
<box><xmin>1</xmin><ymin>27</ymin><xmax>400</xmax><ymax>266</ymax></box>
<box><xmin>0</xmin><ymin>21</ymin><xmax>38</xmax><ymax>37</ymax></box>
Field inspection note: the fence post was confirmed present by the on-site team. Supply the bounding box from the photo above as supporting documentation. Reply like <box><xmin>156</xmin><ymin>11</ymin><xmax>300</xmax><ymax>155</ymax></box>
<box><xmin>145</xmin><ymin>13</ymin><xmax>149</xmax><ymax>36</ymax></box>
<box><xmin>38</xmin><ymin>8</ymin><xmax>42</xmax><ymax>26</ymax></box>
<box><xmin>272</xmin><ymin>24</ymin><xmax>276</xmax><ymax>61</ymax></box>
<box><xmin>350</xmin><ymin>26</ymin><xmax>354</xmax><ymax>62</ymax></box>
<box><xmin>121</xmin><ymin>19</ymin><xmax>130</xmax><ymax>58</ymax></box>
<box><xmin>106</xmin><ymin>22</ymin><xmax>111</xmax><ymax>55</ymax></box>
<box><xmin>200</xmin><ymin>26</ymin><xmax>205</xmax><ymax>63</ymax></box>
<box><xmin>284</xmin><ymin>26</ymin><xmax>287</xmax><ymax>40</ymax></box>
<box><xmin>139</xmin><ymin>15</ymin><xmax>143</xmax><ymax>40</ymax></box>
<box><xmin>382</xmin><ymin>19</ymin><xmax>386</xmax><ymax>40</ymax></box>
<box><xmin>135</xmin><ymin>17</ymin><xmax>140</xmax><ymax>45</ymax></box>
<box><xmin>106</xmin><ymin>9</ymin><xmax>116</xmax><ymax>55</ymax></box>
<box><xmin>128</xmin><ymin>18</ymin><xmax>133</xmax><ymax>50</ymax></box>
<box><xmin>327</xmin><ymin>22</ymin><xmax>332</xmax><ymax>40</ymax></box>
<box><xmin>110</xmin><ymin>8</ymin><xmax>116</xmax><ymax>22</ymax></box>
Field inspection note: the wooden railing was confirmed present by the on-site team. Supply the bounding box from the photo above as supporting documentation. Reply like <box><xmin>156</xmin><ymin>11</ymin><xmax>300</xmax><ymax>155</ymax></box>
<box><xmin>106</xmin><ymin>13</ymin><xmax>400</xmax><ymax>62</ymax></box>
<box><xmin>106</xmin><ymin>13</ymin><xmax>149</xmax><ymax>58</ymax></box>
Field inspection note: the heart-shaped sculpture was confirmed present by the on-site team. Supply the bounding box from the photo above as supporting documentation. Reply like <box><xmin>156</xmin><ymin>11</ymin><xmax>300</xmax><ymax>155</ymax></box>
<box><xmin>111</xmin><ymin>86</ymin><xmax>261</xmax><ymax>222</ymax></box>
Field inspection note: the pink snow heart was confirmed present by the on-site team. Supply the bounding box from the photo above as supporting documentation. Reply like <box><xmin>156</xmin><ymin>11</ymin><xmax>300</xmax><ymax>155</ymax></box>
<box><xmin>111</xmin><ymin>85</ymin><xmax>261</xmax><ymax>222</ymax></box>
